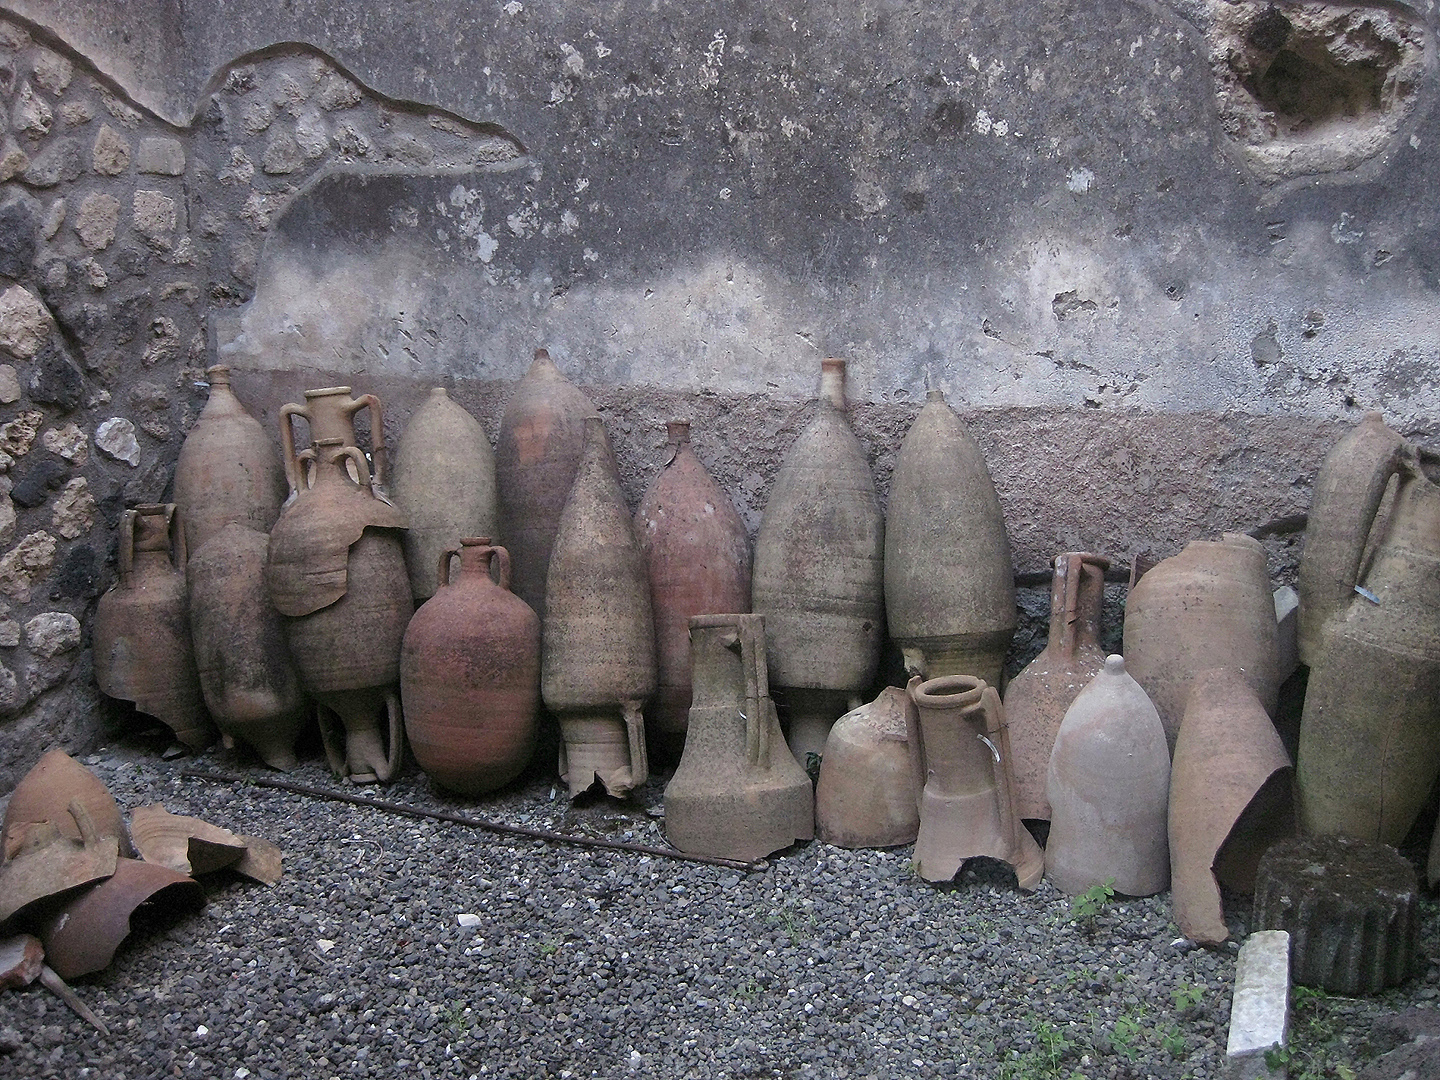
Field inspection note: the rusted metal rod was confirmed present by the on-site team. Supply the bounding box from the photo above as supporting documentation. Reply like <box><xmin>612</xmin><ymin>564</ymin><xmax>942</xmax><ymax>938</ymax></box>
<box><xmin>179</xmin><ymin>770</ymin><xmax>764</xmax><ymax>872</ymax></box>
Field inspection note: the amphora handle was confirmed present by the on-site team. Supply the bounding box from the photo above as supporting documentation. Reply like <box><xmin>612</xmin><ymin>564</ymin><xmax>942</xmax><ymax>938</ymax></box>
<box><xmin>344</xmin><ymin>393</ymin><xmax>388</xmax><ymax>490</ymax></box>
<box><xmin>279</xmin><ymin>401</ymin><xmax>310</xmax><ymax>496</ymax></box>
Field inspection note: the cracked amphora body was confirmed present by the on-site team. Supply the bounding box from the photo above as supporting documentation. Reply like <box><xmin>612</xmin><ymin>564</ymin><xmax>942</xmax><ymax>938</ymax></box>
<box><xmin>267</xmin><ymin>436</ymin><xmax>411</xmax><ymax>784</ymax></box>
<box><xmin>1299</xmin><ymin>446</ymin><xmax>1440</xmax><ymax>845</ymax></box>
<box><xmin>906</xmin><ymin>674</ymin><xmax>1042</xmax><ymax>889</ymax></box>
<box><xmin>93</xmin><ymin>504</ymin><xmax>213</xmax><ymax>750</ymax></box>
<box><xmin>664</xmin><ymin>613</ymin><xmax>813</xmax><ymax>860</ymax></box>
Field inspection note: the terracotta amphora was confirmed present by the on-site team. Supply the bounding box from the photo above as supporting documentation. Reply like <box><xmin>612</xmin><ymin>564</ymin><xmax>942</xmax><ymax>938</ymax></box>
<box><xmin>636</xmin><ymin>420</ymin><xmax>751</xmax><ymax>763</ymax></box>
<box><xmin>664</xmin><ymin>613</ymin><xmax>814</xmax><ymax>860</ymax></box>
<box><xmin>815</xmin><ymin>686</ymin><xmax>920</xmax><ymax>849</ymax></box>
<box><xmin>401</xmin><ymin>538</ymin><xmax>540</xmax><ymax>795</ymax></box>
<box><xmin>93</xmin><ymin>504</ymin><xmax>214</xmax><ymax>749</ymax></box>
<box><xmin>279</xmin><ymin>385</ymin><xmax>389</xmax><ymax>497</ymax></box>
<box><xmin>1004</xmin><ymin>552</ymin><xmax>1110</xmax><ymax>821</ymax></box>
<box><xmin>1298</xmin><ymin>448</ymin><xmax>1440</xmax><ymax>845</ymax></box>
<box><xmin>542</xmin><ymin>416</ymin><xmax>656</xmax><ymax>798</ymax></box>
<box><xmin>752</xmin><ymin>359</ymin><xmax>884</xmax><ymax>764</ymax></box>
<box><xmin>391</xmin><ymin>388</ymin><xmax>498</xmax><ymax>602</ymax></box>
<box><xmin>266</xmin><ymin>439</ymin><xmax>411</xmax><ymax>783</ymax></box>
<box><xmin>1122</xmin><ymin>533</ymin><xmax>1280</xmax><ymax>752</ymax></box>
<box><xmin>906</xmin><ymin>674</ymin><xmax>1043</xmax><ymax>889</ymax></box>
<box><xmin>1297</xmin><ymin>412</ymin><xmax>1408</xmax><ymax>667</ymax></box>
<box><xmin>496</xmin><ymin>349</ymin><xmax>595</xmax><ymax>619</ymax></box>
<box><xmin>1045</xmin><ymin>655</ymin><xmax>1171</xmax><ymax>897</ymax></box>
<box><xmin>188</xmin><ymin>523</ymin><xmax>307</xmax><ymax>770</ymax></box>
<box><xmin>172</xmin><ymin>365</ymin><xmax>287</xmax><ymax>558</ymax></box>
<box><xmin>1170</xmin><ymin>671</ymin><xmax>1294</xmax><ymax>945</ymax></box>
<box><xmin>886</xmin><ymin>388</ymin><xmax>1016</xmax><ymax>686</ymax></box>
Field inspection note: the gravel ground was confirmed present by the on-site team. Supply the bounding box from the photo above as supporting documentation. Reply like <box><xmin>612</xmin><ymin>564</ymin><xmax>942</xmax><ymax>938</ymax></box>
<box><xmin>1</xmin><ymin>731</ymin><xmax>1438</xmax><ymax>1080</ymax></box>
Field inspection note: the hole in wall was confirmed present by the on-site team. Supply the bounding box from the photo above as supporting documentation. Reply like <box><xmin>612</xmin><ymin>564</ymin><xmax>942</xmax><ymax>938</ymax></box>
<box><xmin>1207</xmin><ymin>1</ymin><xmax>1425</xmax><ymax>181</ymax></box>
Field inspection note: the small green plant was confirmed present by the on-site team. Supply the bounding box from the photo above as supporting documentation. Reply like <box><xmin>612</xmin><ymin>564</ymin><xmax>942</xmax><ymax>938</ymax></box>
<box><xmin>443</xmin><ymin>1000</ymin><xmax>471</xmax><ymax>1033</ymax></box>
<box><xmin>1109</xmin><ymin>1013</ymin><xmax>1143</xmax><ymax>1062</ymax></box>
<box><xmin>537</xmin><ymin>936</ymin><xmax>561</xmax><ymax>957</ymax></box>
<box><xmin>1068</xmin><ymin>878</ymin><xmax>1115</xmax><ymax>926</ymax></box>
<box><xmin>1172</xmin><ymin>981</ymin><xmax>1204</xmax><ymax>1012</ymax></box>
<box><xmin>1263</xmin><ymin>985</ymin><xmax>1362</xmax><ymax>1080</ymax></box>
<box><xmin>998</xmin><ymin>1020</ymin><xmax>1085</xmax><ymax>1080</ymax></box>
<box><xmin>1161</xmin><ymin>1023</ymin><xmax>1187</xmax><ymax>1059</ymax></box>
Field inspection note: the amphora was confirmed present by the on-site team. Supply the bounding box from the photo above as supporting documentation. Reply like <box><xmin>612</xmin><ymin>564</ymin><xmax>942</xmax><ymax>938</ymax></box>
<box><xmin>93</xmin><ymin>504</ymin><xmax>214</xmax><ymax>749</ymax></box>
<box><xmin>1298</xmin><ymin>447</ymin><xmax>1440</xmax><ymax>844</ymax></box>
<box><xmin>1122</xmin><ymin>533</ymin><xmax>1280</xmax><ymax>752</ymax></box>
<box><xmin>401</xmin><ymin>539</ymin><xmax>539</xmax><ymax>795</ymax></box>
<box><xmin>542</xmin><ymin>416</ymin><xmax>656</xmax><ymax>797</ymax></box>
<box><xmin>496</xmin><ymin>349</ymin><xmax>595</xmax><ymax>619</ymax></box>
<box><xmin>172</xmin><ymin>365</ymin><xmax>286</xmax><ymax>558</ymax></box>
<box><xmin>664</xmin><ymin>614</ymin><xmax>813</xmax><ymax>860</ymax></box>
<box><xmin>1045</xmin><ymin>656</ymin><xmax>1170</xmax><ymax>898</ymax></box>
<box><xmin>752</xmin><ymin>359</ymin><xmax>884</xmax><ymax>763</ymax></box>
<box><xmin>266</xmin><ymin>439</ymin><xmax>411</xmax><ymax>783</ymax></box>
<box><xmin>815</xmin><ymin>687</ymin><xmax>919</xmax><ymax>849</ymax></box>
<box><xmin>637</xmin><ymin>420</ymin><xmax>751</xmax><ymax>762</ymax></box>
<box><xmin>906</xmin><ymin>674</ymin><xmax>1042</xmax><ymax>889</ymax></box>
<box><xmin>1170</xmin><ymin>672</ymin><xmax>1294</xmax><ymax>945</ymax></box>
<box><xmin>1296</xmin><ymin>412</ymin><xmax>1408</xmax><ymax>666</ymax></box>
<box><xmin>279</xmin><ymin>385</ymin><xmax>389</xmax><ymax>496</ymax></box>
<box><xmin>391</xmin><ymin>388</ymin><xmax>498</xmax><ymax>602</ymax></box>
<box><xmin>188</xmin><ymin>523</ymin><xmax>307</xmax><ymax>770</ymax></box>
<box><xmin>1004</xmin><ymin>552</ymin><xmax>1109</xmax><ymax>821</ymax></box>
<box><xmin>886</xmin><ymin>388</ymin><xmax>1016</xmax><ymax>685</ymax></box>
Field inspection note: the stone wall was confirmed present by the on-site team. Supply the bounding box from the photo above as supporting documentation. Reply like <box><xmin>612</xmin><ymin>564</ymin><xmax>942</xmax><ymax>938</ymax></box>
<box><xmin>0</xmin><ymin>1</ymin><xmax>1433</xmax><ymax>788</ymax></box>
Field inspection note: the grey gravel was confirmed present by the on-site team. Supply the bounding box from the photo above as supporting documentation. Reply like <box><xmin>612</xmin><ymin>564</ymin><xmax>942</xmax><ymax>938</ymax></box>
<box><xmin>0</xmin><ymin>734</ymin><xmax>1437</xmax><ymax>1080</ymax></box>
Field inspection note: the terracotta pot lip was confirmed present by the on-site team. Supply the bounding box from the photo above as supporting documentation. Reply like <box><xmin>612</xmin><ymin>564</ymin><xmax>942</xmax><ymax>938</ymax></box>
<box><xmin>133</xmin><ymin>503</ymin><xmax>171</xmax><ymax>515</ymax></box>
<box><xmin>909</xmin><ymin>674</ymin><xmax>985</xmax><ymax>708</ymax></box>
<box><xmin>304</xmin><ymin>386</ymin><xmax>353</xmax><ymax>398</ymax></box>
<box><xmin>459</xmin><ymin>537</ymin><xmax>493</xmax><ymax>547</ymax></box>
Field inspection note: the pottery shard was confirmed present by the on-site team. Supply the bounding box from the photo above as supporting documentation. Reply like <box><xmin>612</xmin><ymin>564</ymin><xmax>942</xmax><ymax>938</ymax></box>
<box><xmin>136</xmin><ymin>137</ymin><xmax>185</xmax><ymax>176</ymax></box>
<box><xmin>0</xmin><ymin>410</ymin><xmax>43</xmax><ymax>457</ymax></box>
<box><xmin>75</xmin><ymin>193</ymin><xmax>120</xmax><ymax>251</ymax></box>
<box><xmin>95</xmin><ymin>418</ymin><xmax>140</xmax><ymax>465</ymax></box>
<box><xmin>0</xmin><ymin>286</ymin><xmax>53</xmax><ymax>361</ymax></box>
<box><xmin>0</xmin><ymin>531</ymin><xmax>56</xmax><ymax>602</ymax></box>
<box><xmin>91</xmin><ymin>124</ymin><xmax>131</xmax><ymax>176</ymax></box>
<box><xmin>51</xmin><ymin>477</ymin><xmax>96</xmax><ymax>539</ymax></box>
<box><xmin>0</xmin><ymin>933</ymin><xmax>43</xmax><ymax>988</ymax></box>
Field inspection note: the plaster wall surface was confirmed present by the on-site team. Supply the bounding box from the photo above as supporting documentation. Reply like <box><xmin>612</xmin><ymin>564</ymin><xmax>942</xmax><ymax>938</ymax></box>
<box><xmin>0</xmin><ymin>0</ymin><xmax>1432</xmax><ymax>784</ymax></box>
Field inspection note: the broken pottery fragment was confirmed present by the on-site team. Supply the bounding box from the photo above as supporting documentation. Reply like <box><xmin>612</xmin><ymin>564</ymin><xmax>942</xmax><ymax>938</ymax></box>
<box><xmin>1</xmin><ymin>749</ymin><xmax>127</xmax><ymax>860</ymax></box>
<box><xmin>1046</xmin><ymin>656</ymin><xmax>1170</xmax><ymax>898</ymax></box>
<box><xmin>906</xmin><ymin>674</ymin><xmax>1042</xmax><ymax>889</ymax></box>
<box><xmin>1170</xmin><ymin>672</ymin><xmax>1295</xmax><ymax>945</ymax></box>
<box><xmin>93</xmin><ymin>504</ymin><xmax>215</xmax><ymax>749</ymax></box>
<box><xmin>815</xmin><ymin>687</ymin><xmax>920</xmax><ymax>849</ymax></box>
<box><xmin>129</xmin><ymin>804</ymin><xmax>283</xmax><ymax>885</ymax></box>
<box><xmin>0</xmin><ymin>803</ymin><xmax>119</xmax><ymax>924</ymax></box>
<box><xmin>664</xmin><ymin>614</ymin><xmax>813</xmax><ymax>861</ymax></box>
<box><xmin>38</xmin><ymin>856</ymin><xmax>204</xmax><ymax>980</ymax></box>
<box><xmin>0</xmin><ymin>933</ymin><xmax>43</xmax><ymax>988</ymax></box>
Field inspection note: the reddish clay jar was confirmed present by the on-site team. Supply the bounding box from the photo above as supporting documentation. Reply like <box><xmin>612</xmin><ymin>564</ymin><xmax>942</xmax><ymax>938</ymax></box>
<box><xmin>401</xmin><ymin>539</ymin><xmax>540</xmax><ymax>795</ymax></box>
<box><xmin>93</xmin><ymin>504</ymin><xmax>214</xmax><ymax>749</ymax></box>
<box><xmin>636</xmin><ymin>420</ymin><xmax>751</xmax><ymax>762</ymax></box>
<box><xmin>496</xmin><ymin>349</ymin><xmax>595</xmax><ymax>619</ymax></box>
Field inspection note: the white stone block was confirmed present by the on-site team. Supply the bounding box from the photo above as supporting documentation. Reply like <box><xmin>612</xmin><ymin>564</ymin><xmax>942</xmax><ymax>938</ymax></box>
<box><xmin>1227</xmin><ymin>929</ymin><xmax>1290</xmax><ymax>1079</ymax></box>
